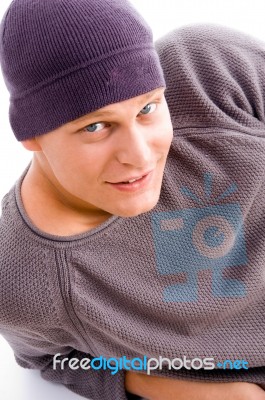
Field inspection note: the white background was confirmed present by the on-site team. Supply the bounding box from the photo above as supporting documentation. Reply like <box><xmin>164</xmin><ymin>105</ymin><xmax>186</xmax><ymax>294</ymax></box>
<box><xmin>0</xmin><ymin>0</ymin><xmax>264</xmax><ymax>399</ymax></box>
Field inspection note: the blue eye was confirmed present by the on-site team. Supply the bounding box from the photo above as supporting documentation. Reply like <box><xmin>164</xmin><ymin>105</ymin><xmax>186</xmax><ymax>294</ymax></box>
<box><xmin>139</xmin><ymin>103</ymin><xmax>157</xmax><ymax>115</ymax></box>
<box><xmin>84</xmin><ymin>122</ymin><xmax>105</xmax><ymax>133</ymax></box>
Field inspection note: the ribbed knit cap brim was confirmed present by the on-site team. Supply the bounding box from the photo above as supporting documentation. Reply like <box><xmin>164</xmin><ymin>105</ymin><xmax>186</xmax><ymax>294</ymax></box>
<box><xmin>0</xmin><ymin>0</ymin><xmax>165</xmax><ymax>141</ymax></box>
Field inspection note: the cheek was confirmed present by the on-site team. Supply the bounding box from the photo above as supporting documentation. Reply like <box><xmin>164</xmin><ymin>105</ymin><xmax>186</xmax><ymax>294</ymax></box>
<box><xmin>155</xmin><ymin>104</ymin><xmax>173</xmax><ymax>145</ymax></box>
<box><xmin>57</xmin><ymin>148</ymin><xmax>111</xmax><ymax>190</ymax></box>
<box><xmin>43</xmin><ymin>145</ymin><xmax>96</xmax><ymax>184</ymax></box>
<box><xmin>155</xmin><ymin>118</ymin><xmax>173</xmax><ymax>151</ymax></box>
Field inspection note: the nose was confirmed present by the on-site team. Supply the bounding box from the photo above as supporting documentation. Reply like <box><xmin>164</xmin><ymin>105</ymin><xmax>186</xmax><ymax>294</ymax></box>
<box><xmin>115</xmin><ymin>124</ymin><xmax>153</xmax><ymax>167</ymax></box>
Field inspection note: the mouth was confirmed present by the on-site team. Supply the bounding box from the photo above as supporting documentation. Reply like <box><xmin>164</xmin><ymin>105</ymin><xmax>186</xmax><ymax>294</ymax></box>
<box><xmin>106</xmin><ymin>170</ymin><xmax>154</xmax><ymax>192</ymax></box>
<box><xmin>108</xmin><ymin>170</ymin><xmax>153</xmax><ymax>185</ymax></box>
<box><xmin>118</xmin><ymin>175</ymin><xmax>147</xmax><ymax>184</ymax></box>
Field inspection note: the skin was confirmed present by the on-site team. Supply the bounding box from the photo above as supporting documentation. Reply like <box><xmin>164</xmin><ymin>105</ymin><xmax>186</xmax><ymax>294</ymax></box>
<box><xmin>125</xmin><ymin>371</ymin><xmax>265</xmax><ymax>400</ymax></box>
<box><xmin>21</xmin><ymin>87</ymin><xmax>173</xmax><ymax>236</ymax></box>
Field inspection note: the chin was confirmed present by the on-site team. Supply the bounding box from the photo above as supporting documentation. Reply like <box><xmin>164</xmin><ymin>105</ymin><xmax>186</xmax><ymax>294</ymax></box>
<box><xmin>114</xmin><ymin>195</ymin><xmax>160</xmax><ymax>218</ymax></box>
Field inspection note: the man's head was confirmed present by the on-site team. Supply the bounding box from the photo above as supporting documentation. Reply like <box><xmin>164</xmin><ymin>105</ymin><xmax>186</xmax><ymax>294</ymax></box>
<box><xmin>0</xmin><ymin>0</ymin><xmax>173</xmax><ymax>220</ymax></box>
<box><xmin>0</xmin><ymin>0</ymin><xmax>166</xmax><ymax>141</ymax></box>
<box><xmin>23</xmin><ymin>87</ymin><xmax>173</xmax><ymax>219</ymax></box>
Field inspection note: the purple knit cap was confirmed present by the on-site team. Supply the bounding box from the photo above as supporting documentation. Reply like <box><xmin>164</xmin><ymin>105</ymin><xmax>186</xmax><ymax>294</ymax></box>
<box><xmin>0</xmin><ymin>0</ymin><xmax>165</xmax><ymax>141</ymax></box>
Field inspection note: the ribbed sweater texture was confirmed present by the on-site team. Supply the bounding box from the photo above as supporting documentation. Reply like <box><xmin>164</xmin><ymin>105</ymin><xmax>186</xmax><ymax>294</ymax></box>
<box><xmin>0</xmin><ymin>25</ymin><xmax>265</xmax><ymax>399</ymax></box>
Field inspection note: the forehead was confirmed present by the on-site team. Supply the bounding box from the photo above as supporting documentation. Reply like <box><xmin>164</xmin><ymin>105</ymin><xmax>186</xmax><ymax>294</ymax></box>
<box><xmin>68</xmin><ymin>87</ymin><xmax>165</xmax><ymax>125</ymax></box>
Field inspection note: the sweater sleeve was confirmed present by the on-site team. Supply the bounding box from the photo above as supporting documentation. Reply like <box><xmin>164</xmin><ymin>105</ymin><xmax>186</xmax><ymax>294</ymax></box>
<box><xmin>155</xmin><ymin>24</ymin><xmax>265</xmax><ymax>137</ymax></box>
<box><xmin>10</xmin><ymin>344</ymin><xmax>142</xmax><ymax>400</ymax></box>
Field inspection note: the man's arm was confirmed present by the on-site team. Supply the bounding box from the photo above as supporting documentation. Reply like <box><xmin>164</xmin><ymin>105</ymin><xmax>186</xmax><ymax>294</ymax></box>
<box><xmin>125</xmin><ymin>370</ymin><xmax>265</xmax><ymax>400</ymax></box>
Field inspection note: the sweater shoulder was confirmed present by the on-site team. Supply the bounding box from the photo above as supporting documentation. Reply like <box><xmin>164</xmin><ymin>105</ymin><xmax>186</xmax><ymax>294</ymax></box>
<box><xmin>0</xmin><ymin>184</ymin><xmax>36</xmax><ymax>254</ymax></box>
<box><xmin>0</xmin><ymin>185</ymin><xmax>64</xmax><ymax>333</ymax></box>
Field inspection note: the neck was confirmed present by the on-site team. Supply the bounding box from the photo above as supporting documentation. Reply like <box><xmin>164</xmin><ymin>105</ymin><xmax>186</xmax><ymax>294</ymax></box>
<box><xmin>21</xmin><ymin>157</ymin><xmax>111</xmax><ymax>236</ymax></box>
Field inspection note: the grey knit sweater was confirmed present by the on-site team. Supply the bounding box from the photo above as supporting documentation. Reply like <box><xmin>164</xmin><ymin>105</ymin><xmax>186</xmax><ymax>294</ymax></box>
<box><xmin>1</xmin><ymin>25</ymin><xmax>265</xmax><ymax>399</ymax></box>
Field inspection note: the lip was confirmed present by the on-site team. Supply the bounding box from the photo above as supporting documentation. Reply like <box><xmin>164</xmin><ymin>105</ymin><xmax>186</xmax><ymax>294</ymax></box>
<box><xmin>106</xmin><ymin>170</ymin><xmax>154</xmax><ymax>192</ymax></box>
<box><xmin>109</xmin><ymin>170</ymin><xmax>153</xmax><ymax>184</ymax></box>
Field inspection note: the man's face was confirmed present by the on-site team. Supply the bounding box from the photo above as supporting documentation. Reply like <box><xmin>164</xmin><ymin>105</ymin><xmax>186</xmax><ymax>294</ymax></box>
<box><xmin>31</xmin><ymin>87</ymin><xmax>173</xmax><ymax>218</ymax></box>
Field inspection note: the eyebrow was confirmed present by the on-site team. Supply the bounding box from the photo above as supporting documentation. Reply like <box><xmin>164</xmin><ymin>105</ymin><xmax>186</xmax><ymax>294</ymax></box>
<box><xmin>69</xmin><ymin>109</ymin><xmax>113</xmax><ymax>126</ymax></box>
<box><xmin>71</xmin><ymin>87</ymin><xmax>164</xmax><ymax>125</ymax></box>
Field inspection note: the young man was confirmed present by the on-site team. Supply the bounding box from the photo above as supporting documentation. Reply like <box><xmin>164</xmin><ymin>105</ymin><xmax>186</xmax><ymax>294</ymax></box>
<box><xmin>0</xmin><ymin>0</ymin><xmax>265</xmax><ymax>399</ymax></box>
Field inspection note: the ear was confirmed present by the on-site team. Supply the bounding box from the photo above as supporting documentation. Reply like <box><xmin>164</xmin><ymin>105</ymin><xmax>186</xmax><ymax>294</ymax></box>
<box><xmin>21</xmin><ymin>138</ymin><xmax>42</xmax><ymax>152</ymax></box>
